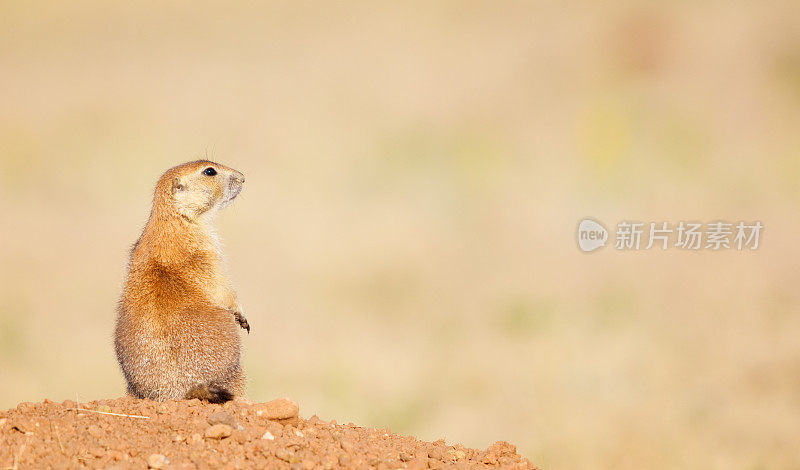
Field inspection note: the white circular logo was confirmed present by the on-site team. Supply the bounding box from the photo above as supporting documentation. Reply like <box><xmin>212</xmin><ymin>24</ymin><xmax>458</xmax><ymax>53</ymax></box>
<box><xmin>577</xmin><ymin>218</ymin><xmax>608</xmax><ymax>252</ymax></box>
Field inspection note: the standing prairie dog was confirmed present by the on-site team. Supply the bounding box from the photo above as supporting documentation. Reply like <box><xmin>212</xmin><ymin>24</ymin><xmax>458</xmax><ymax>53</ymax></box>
<box><xmin>114</xmin><ymin>160</ymin><xmax>249</xmax><ymax>403</ymax></box>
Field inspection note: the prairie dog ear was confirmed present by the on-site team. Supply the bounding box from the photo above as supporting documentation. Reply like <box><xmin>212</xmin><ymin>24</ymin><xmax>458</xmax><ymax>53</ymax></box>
<box><xmin>171</xmin><ymin>177</ymin><xmax>184</xmax><ymax>194</ymax></box>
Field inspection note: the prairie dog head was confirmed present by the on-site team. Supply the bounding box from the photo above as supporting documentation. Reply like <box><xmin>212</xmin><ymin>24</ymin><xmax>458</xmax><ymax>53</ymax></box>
<box><xmin>159</xmin><ymin>160</ymin><xmax>245</xmax><ymax>221</ymax></box>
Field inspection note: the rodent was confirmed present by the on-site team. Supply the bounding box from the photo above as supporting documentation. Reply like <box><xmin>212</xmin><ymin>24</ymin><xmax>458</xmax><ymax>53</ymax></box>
<box><xmin>114</xmin><ymin>160</ymin><xmax>249</xmax><ymax>403</ymax></box>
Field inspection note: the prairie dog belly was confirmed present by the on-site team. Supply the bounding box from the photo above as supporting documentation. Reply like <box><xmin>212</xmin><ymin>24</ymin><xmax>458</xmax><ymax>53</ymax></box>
<box><xmin>115</xmin><ymin>307</ymin><xmax>242</xmax><ymax>400</ymax></box>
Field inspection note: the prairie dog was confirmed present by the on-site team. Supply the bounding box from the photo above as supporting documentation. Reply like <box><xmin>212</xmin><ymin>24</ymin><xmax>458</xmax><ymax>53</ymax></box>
<box><xmin>114</xmin><ymin>160</ymin><xmax>248</xmax><ymax>403</ymax></box>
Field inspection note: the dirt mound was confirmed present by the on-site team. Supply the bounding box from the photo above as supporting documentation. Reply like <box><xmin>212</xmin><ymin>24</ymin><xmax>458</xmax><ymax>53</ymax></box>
<box><xmin>0</xmin><ymin>397</ymin><xmax>535</xmax><ymax>469</ymax></box>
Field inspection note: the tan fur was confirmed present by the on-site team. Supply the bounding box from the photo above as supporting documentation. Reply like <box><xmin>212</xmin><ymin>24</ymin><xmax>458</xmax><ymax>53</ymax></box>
<box><xmin>114</xmin><ymin>160</ymin><xmax>247</xmax><ymax>402</ymax></box>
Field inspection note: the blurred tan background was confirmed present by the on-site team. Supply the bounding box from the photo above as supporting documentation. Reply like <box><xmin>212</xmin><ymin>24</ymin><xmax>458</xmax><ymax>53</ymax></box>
<box><xmin>2</xmin><ymin>1</ymin><xmax>800</xmax><ymax>468</ymax></box>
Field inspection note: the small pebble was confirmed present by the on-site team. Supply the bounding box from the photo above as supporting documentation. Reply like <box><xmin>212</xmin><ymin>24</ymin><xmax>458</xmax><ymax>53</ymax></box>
<box><xmin>204</xmin><ymin>424</ymin><xmax>233</xmax><ymax>440</ymax></box>
<box><xmin>233</xmin><ymin>396</ymin><xmax>254</xmax><ymax>407</ymax></box>
<box><xmin>322</xmin><ymin>455</ymin><xmax>338</xmax><ymax>469</ymax></box>
<box><xmin>87</xmin><ymin>424</ymin><xmax>103</xmax><ymax>439</ymax></box>
<box><xmin>339</xmin><ymin>439</ymin><xmax>355</xmax><ymax>452</ymax></box>
<box><xmin>275</xmin><ymin>448</ymin><xmax>293</xmax><ymax>462</ymax></box>
<box><xmin>262</xmin><ymin>431</ymin><xmax>275</xmax><ymax>440</ymax></box>
<box><xmin>147</xmin><ymin>453</ymin><xmax>169</xmax><ymax>469</ymax></box>
<box><xmin>254</xmin><ymin>397</ymin><xmax>299</xmax><ymax>420</ymax></box>
<box><xmin>405</xmin><ymin>459</ymin><xmax>427</xmax><ymax>470</ymax></box>
<box><xmin>208</xmin><ymin>410</ymin><xmax>238</xmax><ymax>427</ymax></box>
<box><xmin>428</xmin><ymin>459</ymin><xmax>445</xmax><ymax>469</ymax></box>
<box><xmin>232</xmin><ymin>429</ymin><xmax>249</xmax><ymax>444</ymax></box>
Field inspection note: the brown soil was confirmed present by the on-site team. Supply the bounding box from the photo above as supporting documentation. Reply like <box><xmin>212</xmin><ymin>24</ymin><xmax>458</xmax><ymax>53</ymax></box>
<box><xmin>0</xmin><ymin>397</ymin><xmax>536</xmax><ymax>469</ymax></box>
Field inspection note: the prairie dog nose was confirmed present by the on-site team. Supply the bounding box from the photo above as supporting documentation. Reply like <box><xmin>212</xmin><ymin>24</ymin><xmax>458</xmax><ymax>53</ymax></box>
<box><xmin>231</xmin><ymin>171</ymin><xmax>245</xmax><ymax>184</ymax></box>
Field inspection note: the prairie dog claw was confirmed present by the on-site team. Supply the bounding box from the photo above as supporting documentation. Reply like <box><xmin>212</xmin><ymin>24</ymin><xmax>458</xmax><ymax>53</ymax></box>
<box><xmin>233</xmin><ymin>311</ymin><xmax>250</xmax><ymax>333</ymax></box>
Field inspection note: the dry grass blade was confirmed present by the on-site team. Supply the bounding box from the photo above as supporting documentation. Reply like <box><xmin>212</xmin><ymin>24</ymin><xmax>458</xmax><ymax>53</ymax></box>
<box><xmin>48</xmin><ymin>418</ymin><xmax>65</xmax><ymax>454</ymax></box>
<box><xmin>67</xmin><ymin>408</ymin><xmax>150</xmax><ymax>419</ymax></box>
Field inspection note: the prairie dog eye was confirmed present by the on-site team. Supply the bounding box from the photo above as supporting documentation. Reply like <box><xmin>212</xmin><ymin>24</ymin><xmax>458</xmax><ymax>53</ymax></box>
<box><xmin>203</xmin><ymin>167</ymin><xmax>217</xmax><ymax>176</ymax></box>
